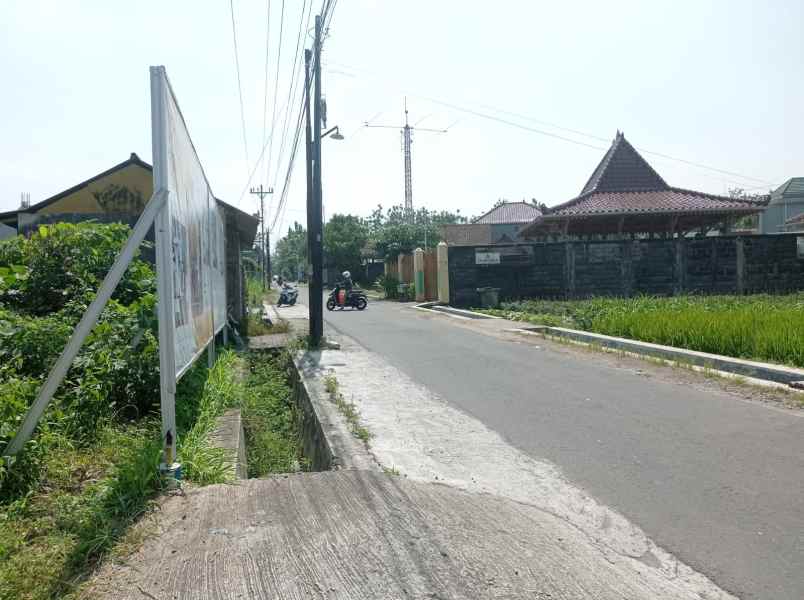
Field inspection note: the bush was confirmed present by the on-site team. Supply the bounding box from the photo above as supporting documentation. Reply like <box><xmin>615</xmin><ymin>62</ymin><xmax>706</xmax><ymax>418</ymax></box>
<box><xmin>376</xmin><ymin>274</ymin><xmax>400</xmax><ymax>299</ymax></box>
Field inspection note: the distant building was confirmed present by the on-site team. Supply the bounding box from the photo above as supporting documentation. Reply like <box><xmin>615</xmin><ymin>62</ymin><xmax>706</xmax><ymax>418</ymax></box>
<box><xmin>441</xmin><ymin>201</ymin><xmax>541</xmax><ymax>246</ymax></box>
<box><xmin>759</xmin><ymin>178</ymin><xmax>804</xmax><ymax>234</ymax></box>
<box><xmin>0</xmin><ymin>153</ymin><xmax>259</xmax><ymax>323</ymax></box>
<box><xmin>521</xmin><ymin>132</ymin><xmax>765</xmax><ymax>240</ymax></box>
<box><xmin>783</xmin><ymin>212</ymin><xmax>804</xmax><ymax>233</ymax></box>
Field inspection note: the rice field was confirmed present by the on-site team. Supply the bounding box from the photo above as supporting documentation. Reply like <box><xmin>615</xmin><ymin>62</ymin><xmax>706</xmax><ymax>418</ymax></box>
<box><xmin>490</xmin><ymin>293</ymin><xmax>804</xmax><ymax>368</ymax></box>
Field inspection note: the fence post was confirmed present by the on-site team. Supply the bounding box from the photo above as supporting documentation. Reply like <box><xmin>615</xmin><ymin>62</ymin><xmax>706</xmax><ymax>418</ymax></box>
<box><xmin>674</xmin><ymin>238</ymin><xmax>686</xmax><ymax>295</ymax></box>
<box><xmin>414</xmin><ymin>248</ymin><xmax>425</xmax><ymax>302</ymax></box>
<box><xmin>437</xmin><ymin>242</ymin><xmax>450</xmax><ymax>304</ymax></box>
<box><xmin>397</xmin><ymin>254</ymin><xmax>405</xmax><ymax>283</ymax></box>
<box><xmin>564</xmin><ymin>243</ymin><xmax>576</xmax><ymax>298</ymax></box>
<box><xmin>736</xmin><ymin>237</ymin><xmax>745</xmax><ymax>294</ymax></box>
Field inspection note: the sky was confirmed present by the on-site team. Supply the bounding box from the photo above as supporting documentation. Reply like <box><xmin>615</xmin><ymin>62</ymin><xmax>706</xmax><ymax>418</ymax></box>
<box><xmin>1</xmin><ymin>0</ymin><xmax>802</xmax><ymax>244</ymax></box>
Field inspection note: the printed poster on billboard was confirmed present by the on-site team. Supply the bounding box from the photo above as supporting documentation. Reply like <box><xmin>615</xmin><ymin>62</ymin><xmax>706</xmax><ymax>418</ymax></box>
<box><xmin>151</xmin><ymin>66</ymin><xmax>226</xmax><ymax>381</ymax></box>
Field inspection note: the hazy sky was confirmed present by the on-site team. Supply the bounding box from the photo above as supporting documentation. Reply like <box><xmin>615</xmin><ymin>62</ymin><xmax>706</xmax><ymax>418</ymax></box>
<box><xmin>1</xmin><ymin>1</ymin><xmax>802</xmax><ymax>240</ymax></box>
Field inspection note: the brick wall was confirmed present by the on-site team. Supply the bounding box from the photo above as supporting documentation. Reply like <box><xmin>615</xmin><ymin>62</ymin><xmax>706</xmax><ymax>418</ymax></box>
<box><xmin>448</xmin><ymin>235</ymin><xmax>804</xmax><ymax>307</ymax></box>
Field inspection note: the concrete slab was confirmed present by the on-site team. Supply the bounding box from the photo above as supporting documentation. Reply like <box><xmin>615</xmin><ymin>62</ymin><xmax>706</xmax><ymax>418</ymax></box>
<box><xmin>90</xmin><ymin>471</ymin><xmax>722</xmax><ymax>600</ymax></box>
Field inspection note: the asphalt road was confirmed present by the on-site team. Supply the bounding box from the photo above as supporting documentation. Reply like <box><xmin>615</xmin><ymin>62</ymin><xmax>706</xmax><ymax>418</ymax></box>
<box><xmin>323</xmin><ymin>297</ymin><xmax>804</xmax><ymax>600</ymax></box>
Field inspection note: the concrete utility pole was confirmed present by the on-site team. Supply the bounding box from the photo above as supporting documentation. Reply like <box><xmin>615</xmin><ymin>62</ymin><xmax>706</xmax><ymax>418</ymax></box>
<box><xmin>308</xmin><ymin>14</ymin><xmax>324</xmax><ymax>346</ymax></box>
<box><xmin>249</xmin><ymin>185</ymin><xmax>273</xmax><ymax>288</ymax></box>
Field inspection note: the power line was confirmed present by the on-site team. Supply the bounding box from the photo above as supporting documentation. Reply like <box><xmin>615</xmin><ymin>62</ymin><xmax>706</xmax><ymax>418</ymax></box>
<box><xmin>328</xmin><ymin>61</ymin><xmax>774</xmax><ymax>186</ymax></box>
<box><xmin>271</xmin><ymin>0</ymin><xmax>312</xmax><ymax>188</ymax></box>
<box><xmin>264</xmin><ymin>0</ymin><xmax>286</xmax><ymax>191</ymax></box>
<box><xmin>229</xmin><ymin>0</ymin><xmax>250</xmax><ymax>173</ymax></box>
<box><xmin>260</xmin><ymin>0</ymin><xmax>272</xmax><ymax>177</ymax></box>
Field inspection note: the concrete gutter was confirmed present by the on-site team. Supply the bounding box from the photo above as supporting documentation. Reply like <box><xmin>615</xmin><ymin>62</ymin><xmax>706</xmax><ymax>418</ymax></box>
<box><xmin>517</xmin><ymin>325</ymin><xmax>804</xmax><ymax>388</ymax></box>
<box><xmin>291</xmin><ymin>350</ymin><xmax>379</xmax><ymax>472</ymax></box>
<box><xmin>209</xmin><ymin>409</ymin><xmax>248</xmax><ymax>479</ymax></box>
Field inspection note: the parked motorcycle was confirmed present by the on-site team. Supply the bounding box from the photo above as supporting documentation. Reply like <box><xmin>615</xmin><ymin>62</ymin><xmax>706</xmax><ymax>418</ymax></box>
<box><xmin>326</xmin><ymin>287</ymin><xmax>368</xmax><ymax>311</ymax></box>
<box><xmin>277</xmin><ymin>283</ymin><xmax>298</xmax><ymax>307</ymax></box>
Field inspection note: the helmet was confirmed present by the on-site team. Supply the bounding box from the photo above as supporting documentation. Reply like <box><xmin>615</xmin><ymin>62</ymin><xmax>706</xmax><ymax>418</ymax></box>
<box><xmin>342</xmin><ymin>271</ymin><xmax>351</xmax><ymax>278</ymax></box>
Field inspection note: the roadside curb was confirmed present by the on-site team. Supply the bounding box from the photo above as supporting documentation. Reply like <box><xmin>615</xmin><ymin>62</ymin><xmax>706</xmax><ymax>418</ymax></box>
<box><xmin>291</xmin><ymin>351</ymin><xmax>380</xmax><ymax>472</ymax></box>
<box><xmin>209</xmin><ymin>409</ymin><xmax>248</xmax><ymax>479</ymax></box>
<box><xmin>515</xmin><ymin>326</ymin><xmax>804</xmax><ymax>389</ymax></box>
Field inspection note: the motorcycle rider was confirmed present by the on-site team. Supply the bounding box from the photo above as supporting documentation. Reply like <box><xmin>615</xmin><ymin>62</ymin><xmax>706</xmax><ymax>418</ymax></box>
<box><xmin>335</xmin><ymin>270</ymin><xmax>353</xmax><ymax>306</ymax></box>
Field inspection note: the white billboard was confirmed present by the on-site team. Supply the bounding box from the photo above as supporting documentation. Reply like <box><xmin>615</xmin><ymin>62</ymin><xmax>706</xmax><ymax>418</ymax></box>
<box><xmin>150</xmin><ymin>66</ymin><xmax>226</xmax><ymax>381</ymax></box>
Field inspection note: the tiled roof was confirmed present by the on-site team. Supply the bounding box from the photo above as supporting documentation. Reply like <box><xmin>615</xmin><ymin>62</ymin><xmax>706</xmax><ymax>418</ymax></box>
<box><xmin>441</xmin><ymin>223</ymin><xmax>492</xmax><ymax>246</ymax></box>
<box><xmin>580</xmin><ymin>131</ymin><xmax>667</xmax><ymax>195</ymax></box>
<box><xmin>541</xmin><ymin>187</ymin><xmax>762</xmax><ymax>220</ymax></box>
<box><xmin>473</xmin><ymin>202</ymin><xmax>542</xmax><ymax>224</ymax></box>
<box><xmin>785</xmin><ymin>212</ymin><xmax>804</xmax><ymax>226</ymax></box>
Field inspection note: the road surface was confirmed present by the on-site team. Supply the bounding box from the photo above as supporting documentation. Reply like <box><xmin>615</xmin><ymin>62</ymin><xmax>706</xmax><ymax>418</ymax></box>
<box><xmin>322</xmin><ymin>297</ymin><xmax>804</xmax><ymax>600</ymax></box>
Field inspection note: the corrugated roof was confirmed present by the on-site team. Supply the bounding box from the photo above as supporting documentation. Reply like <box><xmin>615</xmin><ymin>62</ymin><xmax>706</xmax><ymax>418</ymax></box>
<box><xmin>473</xmin><ymin>202</ymin><xmax>542</xmax><ymax>224</ymax></box>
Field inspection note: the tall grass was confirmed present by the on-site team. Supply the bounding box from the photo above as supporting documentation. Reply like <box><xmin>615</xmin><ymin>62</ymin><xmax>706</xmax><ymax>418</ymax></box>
<box><xmin>496</xmin><ymin>293</ymin><xmax>804</xmax><ymax>368</ymax></box>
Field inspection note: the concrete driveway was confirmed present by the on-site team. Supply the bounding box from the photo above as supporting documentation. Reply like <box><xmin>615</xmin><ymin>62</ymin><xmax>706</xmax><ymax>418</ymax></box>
<box><xmin>322</xmin><ymin>296</ymin><xmax>804</xmax><ymax>600</ymax></box>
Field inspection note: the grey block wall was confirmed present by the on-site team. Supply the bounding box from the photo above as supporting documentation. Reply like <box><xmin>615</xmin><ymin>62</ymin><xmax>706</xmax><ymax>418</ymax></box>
<box><xmin>448</xmin><ymin>235</ymin><xmax>804</xmax><ymax>307</ymax></box>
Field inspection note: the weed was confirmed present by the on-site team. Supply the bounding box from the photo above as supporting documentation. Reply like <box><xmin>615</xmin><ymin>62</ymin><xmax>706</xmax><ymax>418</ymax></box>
<box><xmin>323</xmin><ymin>374</ymin><xmax>372</xmax><ymax>445</ymax></box>
<box><xmin>382</xmin><ymin>465</ymin><xmax>400</xmax><ymax>476</ymax></box>
<box><xmin>240</xmin><ymin>351</ymin><xmax>305</xmax><ymax>477</ymax></box>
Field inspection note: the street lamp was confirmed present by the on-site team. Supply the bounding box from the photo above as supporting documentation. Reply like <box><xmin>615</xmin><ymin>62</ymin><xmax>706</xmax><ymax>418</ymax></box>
<box><xmin>322</xmin><ymin>125</ymin><xmax>344</xmax><ymax>140</ymax></box>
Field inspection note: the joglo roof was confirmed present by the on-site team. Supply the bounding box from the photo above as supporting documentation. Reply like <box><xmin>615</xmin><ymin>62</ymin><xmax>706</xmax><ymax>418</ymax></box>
<box><xmin>522</xmin><ymin>132</ymin><xmax>765</xmax><ymax>236</ymax></box>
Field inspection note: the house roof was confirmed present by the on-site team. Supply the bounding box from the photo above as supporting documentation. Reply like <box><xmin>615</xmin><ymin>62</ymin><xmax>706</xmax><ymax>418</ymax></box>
<box><xmin>0</xmin><ymin>153</ymin><xmax>259</xmax><ymax>245</ymax></box>
<box><xmin>784</xmin><ymin>212</ymin><xmax>804</xmax><ymax>226</ymax></box>
<box><xmin>771</xmin><ymin>177</ymin><xmax>804</xmax><ymax>202</ymax></box>
<box><xmin>0</xmin><ymin>153</ymin><xmax>152</xmax><ymax>220</ymax></box>
<box><xmin>473</xmin><ymin>202</ymin><xmax>542</xmax><ymax>224</ymax></box>
<box><xmin>579</xmin><ymin>131</ymin><xmax>667</xmax><ymax>195</ymax></box>
<box><xmin>522</xmin><ymin>132</ymin><xmax>764</xmax><ymax>236</ymax></box>
<box><xmin>542</xmin><ymin>188</ymin><xmax>761</xmax><ymax>219</ymax></box>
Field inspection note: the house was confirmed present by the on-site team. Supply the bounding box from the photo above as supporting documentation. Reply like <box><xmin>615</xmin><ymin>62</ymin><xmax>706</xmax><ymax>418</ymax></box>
<box><xmin>0</xmin><ymin>153</ymin><xmax>259</xmax><ymax>323</ymax></box>
<box><xmin>759</xmin><ymin>177</ymin><xmax>804</xmax><ymax>234</ymax></box>
<box><xmin>441</xmin><ymin>201</ymin><xmax>542</xmax><ymax>246</ymax></box>
<box><xmin>521</xmin><ymin>132</ymin><xmax>765</xmax><ymax>239</ymax></box>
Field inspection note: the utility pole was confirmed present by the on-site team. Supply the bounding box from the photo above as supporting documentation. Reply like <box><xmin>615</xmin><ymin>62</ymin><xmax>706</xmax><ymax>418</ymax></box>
<box><xmin>365</xmin><ymin>98</ymin><xmax>448</xmax><ymax>223</ymax></box>
<box><xmin>308</xmin><ymin>14</ymin><xmax>324</xmax><ymax>346</ymax></box>
<box><xmin>304</xmin><ymin>49</ymin><xmax>314</xmax><ymax>276</ymax></box>
<box><xmin>249</xmin><ymin>185</ymin><xmax>273</xmax><ymax>288</ymax></box>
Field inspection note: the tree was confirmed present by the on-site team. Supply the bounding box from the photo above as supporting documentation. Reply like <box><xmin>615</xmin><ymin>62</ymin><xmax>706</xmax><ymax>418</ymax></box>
<box><xmin>272</xmin><ymin>222</ymin><xmax>307</xmax><ymax>280</ymax></box>
<box><xmin>324</xmin><ymin>214</ymin><xmax>368</xmax><ymax>280</ymax></box>
<box><xmin>369</xmin><ymin>204</ymin><xmax>466</xmax><ymax>259</ymax></box>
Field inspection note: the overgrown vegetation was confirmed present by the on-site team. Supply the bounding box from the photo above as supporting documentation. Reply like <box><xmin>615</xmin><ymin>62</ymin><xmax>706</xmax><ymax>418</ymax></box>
<box><xmin>376</xmin><ymin>273</ymin><xmax>400</xmax><ymax>299</ymax></box>
<box><xmin>241</xmin><ymin>351</ymin><xmax>306</xmax><ymax>476</ymax></box>
<box><xmin>0</xmin><ymin>223</ymin><xmax>242</xmax><ymax>600</ymax></box>
<box><xmin>484</xmin><ymin>294</ymin><xmax>804</xmax><ymax>368</ymax></box>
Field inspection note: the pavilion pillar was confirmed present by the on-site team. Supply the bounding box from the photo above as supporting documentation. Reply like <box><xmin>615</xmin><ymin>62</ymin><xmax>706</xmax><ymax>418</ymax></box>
<box><xmin>674</xmin><ymin>237</ymin><xmax>686</xmax><ymax>295</ymax></box>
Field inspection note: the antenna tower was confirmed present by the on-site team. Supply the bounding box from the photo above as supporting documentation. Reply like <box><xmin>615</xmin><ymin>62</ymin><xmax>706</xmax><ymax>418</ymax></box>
<box><xmin>365</xmin><ymin>98</ymin><xmax>448</xmax><ymax>222</ymax></box>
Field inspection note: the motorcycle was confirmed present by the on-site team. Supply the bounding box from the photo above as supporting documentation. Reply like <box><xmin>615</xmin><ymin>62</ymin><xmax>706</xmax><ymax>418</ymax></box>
<box><xmin>326</xmin><ymin>286</ymin><xmax>368</xmax><ymax>311</ymax></box>
<box><xmin>277</xmin><ymin>283</ymin><xmax>298</xmax><ymax>307</ymax></box>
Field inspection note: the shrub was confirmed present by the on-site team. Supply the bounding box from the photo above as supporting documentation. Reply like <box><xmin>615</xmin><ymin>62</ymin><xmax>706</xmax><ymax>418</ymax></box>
<box><xmin>376</xmin><ymin>274</ymin><xmax>400</xmax><ymax>299</ymax></box>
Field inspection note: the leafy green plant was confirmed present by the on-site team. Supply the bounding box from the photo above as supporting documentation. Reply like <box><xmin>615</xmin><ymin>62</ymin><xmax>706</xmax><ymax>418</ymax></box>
<box><xmin>376</xmin><ymin>274</ymin><xmax>400</xmax><ymax>300</ymax></box>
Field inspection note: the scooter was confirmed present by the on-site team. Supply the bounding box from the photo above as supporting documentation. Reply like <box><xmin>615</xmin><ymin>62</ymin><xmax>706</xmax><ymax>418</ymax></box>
<box><xmin>277</xmin><ymin>283</ymin><xmax>298</xmax><ymax>307</ymax></box>
<box><xmin>326</xmin><ymin>286</ymin><xmax>368</xmax><ymax>311</ymax></box>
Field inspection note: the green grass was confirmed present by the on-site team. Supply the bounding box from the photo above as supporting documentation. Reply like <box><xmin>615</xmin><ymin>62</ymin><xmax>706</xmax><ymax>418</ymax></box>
<box><xmin>243</xmin><ymin>312</ymin><xmax>291</xmax><ymax>337</ymax></box>
<box><xmin>240</xmin><ymin>351</ymin><xmax>306</xmax><ymax>476</ymax></box>
<box><xmin>0</xmin><ymin>350</ymin><xmax>244</xmax><ymax>600</ymax></box>
<box><xmin>486</xmin><ymin>293</ymin><xmax>804</xmax><ymax>368</ymax></box>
